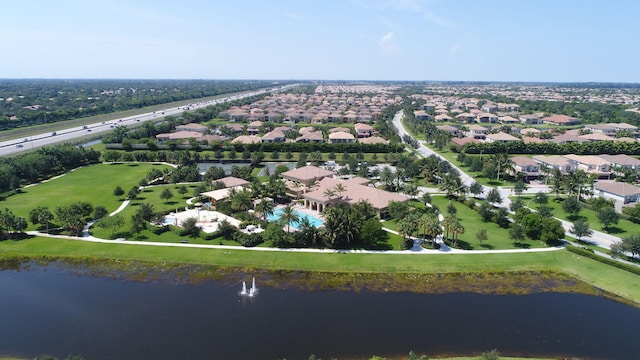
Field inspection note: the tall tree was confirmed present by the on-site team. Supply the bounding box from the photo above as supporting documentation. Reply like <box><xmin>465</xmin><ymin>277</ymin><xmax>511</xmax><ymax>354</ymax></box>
<box><xmin>570</xmin><ymin>218</ymin><xmax>592</xmax><ymax>241</ymax></box>
<box><xmin>279</xmin><ymin>205</ymin><xmax>299</xmax><ymax>234</ymax></box>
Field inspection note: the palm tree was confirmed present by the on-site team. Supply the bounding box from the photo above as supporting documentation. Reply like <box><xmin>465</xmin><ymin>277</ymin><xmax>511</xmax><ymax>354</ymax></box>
<box><xmin>549</xmin><ymin>168</ymin><xmax>564</xmax><ymax>199</ymax></box>
<box><xmin>255</xmin><ymin>198</ymin><xmax>275</xmax><ymax>220</ymax></box>
<box><xmin>333</xmin><ymin>183</ymin><xmax>346</xmax><ymax>200</ymax></box>
<box><xmin>450</xmin><ymin>219</ymin><xmax>465</xmax><ymax>248</ymax></box>
<box><xmin>230</xmin><ymin>188</ymin><xmax>253</xmax><ymax>212</ymax></box>
<box><xmin>280</xmin><ymin>205</ymin><xmax>299</xmax><ymax>233</ymax></box>
<box><xmin>492</xmin><ymin>152</ymin><xmax>512</xmax><ymax>182</ymax></box>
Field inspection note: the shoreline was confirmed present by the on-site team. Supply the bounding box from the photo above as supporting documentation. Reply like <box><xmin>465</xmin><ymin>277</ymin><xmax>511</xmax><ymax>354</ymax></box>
<box><xmin>2</xmin><ymin>255</ymin><xmax>636</xmax><ymax>309</ymax></box>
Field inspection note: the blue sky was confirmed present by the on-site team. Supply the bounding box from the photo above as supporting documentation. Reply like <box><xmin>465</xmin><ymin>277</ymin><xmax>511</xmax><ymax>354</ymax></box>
<box><xmin>2</xmin><ymin>0</ymin><xmax>638</xmax><ymax>82</ymax></box>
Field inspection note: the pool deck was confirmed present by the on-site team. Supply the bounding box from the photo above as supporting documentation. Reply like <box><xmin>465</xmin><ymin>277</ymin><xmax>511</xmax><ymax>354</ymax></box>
<box><xmin>167</xmin><ymin>208</ymin><xmax>242</xmax><ymax>234</ymax></box>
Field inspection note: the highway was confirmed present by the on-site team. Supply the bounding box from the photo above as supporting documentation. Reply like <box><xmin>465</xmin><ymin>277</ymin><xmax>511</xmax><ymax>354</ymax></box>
<box><xmin>0</xmin><ymin>83</ymin><xmax>299</xmax><ymax>156</ymax></box>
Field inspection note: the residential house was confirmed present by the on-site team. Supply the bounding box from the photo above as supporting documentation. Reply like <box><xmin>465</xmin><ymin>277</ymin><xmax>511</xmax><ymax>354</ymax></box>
<box><xmin>594</xmin><ymin>181</ymin><xmax>640</xmax><ymax>212</ymax></box>
<box><xmin>476</xmin><ymin>112</ymin><xmax>499</xmax><ymax>123</ymax></box>
<box><xmin>435</xmin><ymin>114</ymin><xmax>453</xmax><ymax>122</ymax></box>
<box><xmin>247</xmin><ymin>121</ymin><xmax>263</xmax><ymax>135</ymax></box>
<box><xmin>562</xmin><ymin>154</ymin><xmax>612</xmax><ymax>178</ymax></box>
<box><xmin>485</xmin><ymin>132</ymin><xmax>520</xmax><ymax>143</ymax></box>
<box><xmin>520</xmin><ymin>114</ymin><xmax>542</xmax><ymax>125</ymax></box>
<box><xmin>328</xmin><ymin>131</ymin><xmax>356</xmax><ymax>143</ymax></box>
<box><xmin>261</xmin><ymin>130</ymin><xmax>286</xmax><ymax>143</ymax></box>
<box><xmin>359</xmin><ymin>136</ymin><xmax>388</xmax><ymax>144</ymax></box>
<box><xmin>541</xmin><ymin>114</ymin><xmax>581</xmax><ymax>126</ymax></box>
<box><xmin>295</xmin><ymin>131</ymin><xmax>324</xmax><ymax>143</ymax></box>
<box><xmin>510</xmin><ymin>156</ymin><xmax>540</xmax><ymax>180</ymax></box>
<box><xmin>414</xmin><ymin>110</ymin><xmax>432</xmax><ymax>121</ymax></box>
<box><xmin>436</xmin><ymin>124</ymin><xmax>460</xmax><ymax>136</ymax></box>
<box><xmin>465</xmin><ymin>124</ymin><xmax>488</xmax><ymax>139</ymax></box>
<box><xmin>597</xmin><ymin>154</ymin><xmax>640</xmax><ymax>171</ymax></box>
<box><xmin>532</xmin><ymin>155</ymin><xmax>577</xmax><ymax>173</ymax></box>
<box><xmin>175</xmin><ymin>123</ymin><xmax>208</xmax><ymax>134</ymax></box>
<box><xmin>354</xmin><ymin>123</ymin><xmax>374</xmax><ymax>138</ymax></box>
<box><xmin>231</xmin><ymin>135</ymin><xmax>261</xmax><ymax>144</ymax></box>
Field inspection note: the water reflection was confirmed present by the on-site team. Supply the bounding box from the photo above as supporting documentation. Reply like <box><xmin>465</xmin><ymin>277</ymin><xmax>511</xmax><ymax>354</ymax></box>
<box><xmin>0</xmin><ymin>265</ymin><xmax>638</xmax><ymax>360</ymax></box>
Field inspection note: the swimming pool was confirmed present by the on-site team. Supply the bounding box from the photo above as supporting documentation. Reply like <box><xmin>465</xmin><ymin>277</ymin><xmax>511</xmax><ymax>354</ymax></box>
<box><xmin>267</xmin><ymin>208</ymin><xmax>324</xmax><ymax>228</ymax></box>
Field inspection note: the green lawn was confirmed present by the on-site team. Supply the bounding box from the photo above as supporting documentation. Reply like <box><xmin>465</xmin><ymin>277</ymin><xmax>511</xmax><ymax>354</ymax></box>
<box><xmin>1</xmin><ymin>163</ymin><xmax>171</xmax><ymax>229</ymax></box>
<box><xmin>430</xmin><ymin>196</ymin><xmax>547</xmax><ymax>250</ymax></box>
<box><xmin>516</xmin><ymin>195</ymin><xmax>640</xmax><ymax>236</ymax></box>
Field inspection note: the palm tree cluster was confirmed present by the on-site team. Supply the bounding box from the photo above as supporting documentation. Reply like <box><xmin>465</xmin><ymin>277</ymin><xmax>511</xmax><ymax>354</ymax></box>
<box><xmin>543</xmin><ymin>168</ymin><xmax>597</xmax><ymax>201</ymax></box>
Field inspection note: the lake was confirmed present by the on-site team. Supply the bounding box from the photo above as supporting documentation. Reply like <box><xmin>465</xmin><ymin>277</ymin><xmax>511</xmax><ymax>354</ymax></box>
<box><xmin>1</xmin><ymin>264</ymin><xmax>638</xmax><ymax>360</ymax></box>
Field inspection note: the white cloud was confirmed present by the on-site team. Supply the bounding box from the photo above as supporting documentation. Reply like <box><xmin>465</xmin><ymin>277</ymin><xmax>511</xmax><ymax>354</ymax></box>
<box><xmin>450</xmin><ymin>44</ymin><xmax>461</xmax><ymax>55</ymax></box>
<box><xmin>379</xmin><ymin>31</ymin><xmax>396</xmax><ymax>53</ymax></box>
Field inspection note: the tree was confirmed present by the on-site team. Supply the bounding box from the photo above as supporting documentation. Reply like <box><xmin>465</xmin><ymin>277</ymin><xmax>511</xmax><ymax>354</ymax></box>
<box><xmin>596</xmin><ymin>206</ymin><xmax>620</xmax><ymax>231</ymax></box>
<box><xmin>478</xmin><ymin>201</ymin><xmax>494</xmax><ymax>222</ymax></box>
<box><xmin>160</xmin><ymin>187</ymin><xmax>174</xmax><ymax>201</ymax></box>
<box><xmin>476</xmin><ymin>228</ymin><xmax>488</xmax><ymax>245</ymax></box>
<box><xmin>537</xmin><ymin>205</ymin><xmax>554</xmax><ymax>218</ymax></box>
<box><xmin>388</xmin><ymin>201</ymin><xmax>411</xmax><ymax>219</ymax></box>
<box><xmin>127</xmin><ymin>186</ymin><xmax>140</xmax><ymax>200</ymax></box>
<box><xmin>96</xmin><ymin>214</ymin><xmax>125</xmax><ymax>238</ymax></box>
<box><xmin>486</xmin><ymin>188</ymin><xmax>502</xmax><ymax>205</ymax></box>
<box><xmin>254</xmin><ymin>198</ymin><xmax>275</xmax><ymax>220</ymax></box>
<box><xmin>279</xmin><ymin>205</ymin><xmax>299</xmax><ymax>233</ymax></box>
<box><xmin>113</xmin><ymin>186</ymin><xmax>125</xmax><ymax>197</ymax></box>
<box><xmin>360</xmin><ymin>218</ymin><xmax>388</xmax><ymax>248</ymax></box>
<box><xmin>469</xmin><ymin>181</ymin><xmax>484</xmax><ymax>198</ymax></box>
<box><xmin>135</xmin><ymin>203</ymin><xmax>155</xmax><ymax>222</ymax></box>
<box><xmin>617</xmin><ymin>233</ymin><xmax>640</xmax><ymax>258</ymax></box>
<box><xmin>494</xmin><ymin>207</ymin><xmax>510</xmax><ymax>228</ymax></box>
<box><xmin>570</xmin><ymin>217</ymin><xmax>592</xmax><ymax>241</ymax></box>
<box><xmin>93</xmin><ymin>205</ymin><xmax>109</xmax><ymax>220</ymax></box>
<box><xmin>177</xmin><ymin>185</ymin><xmax>188</xmax><ymax>197</ymax></box>
<box><xmin>509</xmin><ymin>222</ymin><xmax>526</xmax><ymax>245</ymax></box>
<box><xmin>446</xmin><ymin>201</ymin><xmax>457</xmax><ymax>215</ymax></box>
<box><xmin>533</xmin><ymin>191</ymin><xmax>549</xmax><ymax>206</ymax></box>
<box><xmin>29</xmin><ymin>206</ymin><xmax>54</xmax><ymax>233</ymax></box>
<box><xmin>561</xmin><ymin>196</ymin><xmax>582</xmax><ymax>218</ymax></box>
<box><xmin>55</xmin><ymin>204</ymin><xmax>89</xmax><ymax>236</ymax></box>
<box><xmin>540</xmin><ymin>218</ymin><xmax>565</xmax><ymax>244</ymax></box>
<box><xmin>509</xmin><ymin>196</ymin><xmax>525</xmax><ymax>212</ymax></box>
<box><xmin>181</xmin><ymin>217</ymin><xmax>201</xmax><ymax>237</ymax></box>
<box><xmin>230</xmin><ymin>188</ymin><xmax>253</xmax><ymax>212</ymax></box>
<box><xmin>549</xmin><ymin>168</ymin><xmax>564</xmax><ymax>199</ymax></box>
<box><xmin>513</xmin><ymin>179</ymin><xmax>528</xmax><ymax>196</ymax></box>
<box><xmin>521</xmin><ymin>212</ymin><xmax>543</xmax><ymax>240</ymax></box>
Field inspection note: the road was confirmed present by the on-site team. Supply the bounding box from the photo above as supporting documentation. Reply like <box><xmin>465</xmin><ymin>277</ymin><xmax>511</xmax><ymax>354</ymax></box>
<box><xmin>392</xmin><ymin>110</ymin><xmax>622</xmax><ymax>249</ymax></box>
<box><xmin>0</xmin><ymin>83</ymin><xmax>299</xmax><ymax>156</ymax></box>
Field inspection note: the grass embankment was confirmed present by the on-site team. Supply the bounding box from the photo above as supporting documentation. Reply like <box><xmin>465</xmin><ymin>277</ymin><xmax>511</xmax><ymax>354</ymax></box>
<box><xmin>1</xmin><ymin>163</ymin><xmax>171</xmax><ymax>230</ymax></box>
<box><xmin>1</xmin><ymin>237</ymin><xmax>639</xmax><ymax>306</ymax></box>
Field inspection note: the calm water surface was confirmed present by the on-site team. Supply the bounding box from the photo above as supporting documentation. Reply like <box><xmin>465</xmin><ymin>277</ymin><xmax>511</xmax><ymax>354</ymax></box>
<box><xmin>0</xmin><ymin>265</ymin><xmax>638</xmax><ymax>360</ymax></box>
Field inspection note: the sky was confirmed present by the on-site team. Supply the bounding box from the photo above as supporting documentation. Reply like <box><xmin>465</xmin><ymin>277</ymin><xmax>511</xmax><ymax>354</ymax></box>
<box><xmin>2</xmin><ymin>0</ymin><xmax>639</xmax><ymax>82</ymax></box>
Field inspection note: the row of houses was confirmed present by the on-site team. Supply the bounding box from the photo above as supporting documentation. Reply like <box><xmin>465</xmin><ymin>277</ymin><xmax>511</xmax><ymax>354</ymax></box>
<box><xmin>219</xmin><ymin>92</ymin><xmax>399</xmax><ymax>124</ymax></box>
<box><xmin>511</xmin><ymin>153</ymin><xmax>640</xmax><ymax>180</ymax></box>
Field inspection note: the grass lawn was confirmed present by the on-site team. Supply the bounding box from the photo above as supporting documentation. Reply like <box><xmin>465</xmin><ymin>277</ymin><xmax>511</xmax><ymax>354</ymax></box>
<box><xmin>1</xmin><ymin>163</ymin><xmax>171</xmax><ymax>230</ymax></box>
<box><xmin>1</xmin><ymin>236</ymin><xmax>639</xmax><ymax>305</ymax></box>
<box><xmin>516</xmin><ymin>195</ymin><xmax>640</xmax><ymax>236</ymax></box>
<box><xmin>430</xmin><ymin>196</ymin><xmax>547</xmax><ymax>250</ymax></box>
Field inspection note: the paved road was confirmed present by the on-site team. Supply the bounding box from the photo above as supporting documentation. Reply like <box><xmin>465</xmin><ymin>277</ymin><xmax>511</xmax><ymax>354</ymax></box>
<box><xmin>392</xmin><ymin>110</ymin><xmax>622</xmax><ymax>249</ymax></box>
<box><xmin>0</xmin><ymin>83</ymin><xmax>299</xmax><ymax>156</ymax></box>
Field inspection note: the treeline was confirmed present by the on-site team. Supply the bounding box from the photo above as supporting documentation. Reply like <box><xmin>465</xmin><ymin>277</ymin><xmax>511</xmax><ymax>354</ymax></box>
<box><xmin>0</xmin><ymin>79</ymin><xmax>283</xmax><ymax>130</ymax></box>
<box><xmin>460</xmin><ymin>139</ymin><xmax>640</xmax><ymax>155</ymax></box>
<box><xmin>479</xmin><ymin>95</ymin><xmax>640</xmax><ymax>125</ymax></box>
<box><xmin>0</xmin><ymin>145</ymin><xmax>100</xmax><ymax>193</ymax></box>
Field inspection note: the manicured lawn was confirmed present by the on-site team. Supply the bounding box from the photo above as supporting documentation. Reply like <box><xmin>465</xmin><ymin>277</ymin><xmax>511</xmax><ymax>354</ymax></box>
<box><xmin>516</xmin><ymin>195</ymin><xmax>640</xmax><ymax>236</ymax></box>
<box><xmin>1</xmin><ymin>236</ymin><xmax>639</xmax><ymax>305</ymax></box>
<box><xmin>430</xmin><ymin>196</ymin><xmax>547</xmax><ymax>250</ymax></box>
<box><xmin>1</xmin><ymin>163</ymin><xmax>171</xmax><ymax>230</ymax></box>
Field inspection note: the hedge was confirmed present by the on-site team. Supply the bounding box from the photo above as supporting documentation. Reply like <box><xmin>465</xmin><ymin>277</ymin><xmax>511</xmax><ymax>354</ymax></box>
<box><xmin>566</xmin><ymin>245</ymin><xmax>640</xmax><ymax>275</ymax></box>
